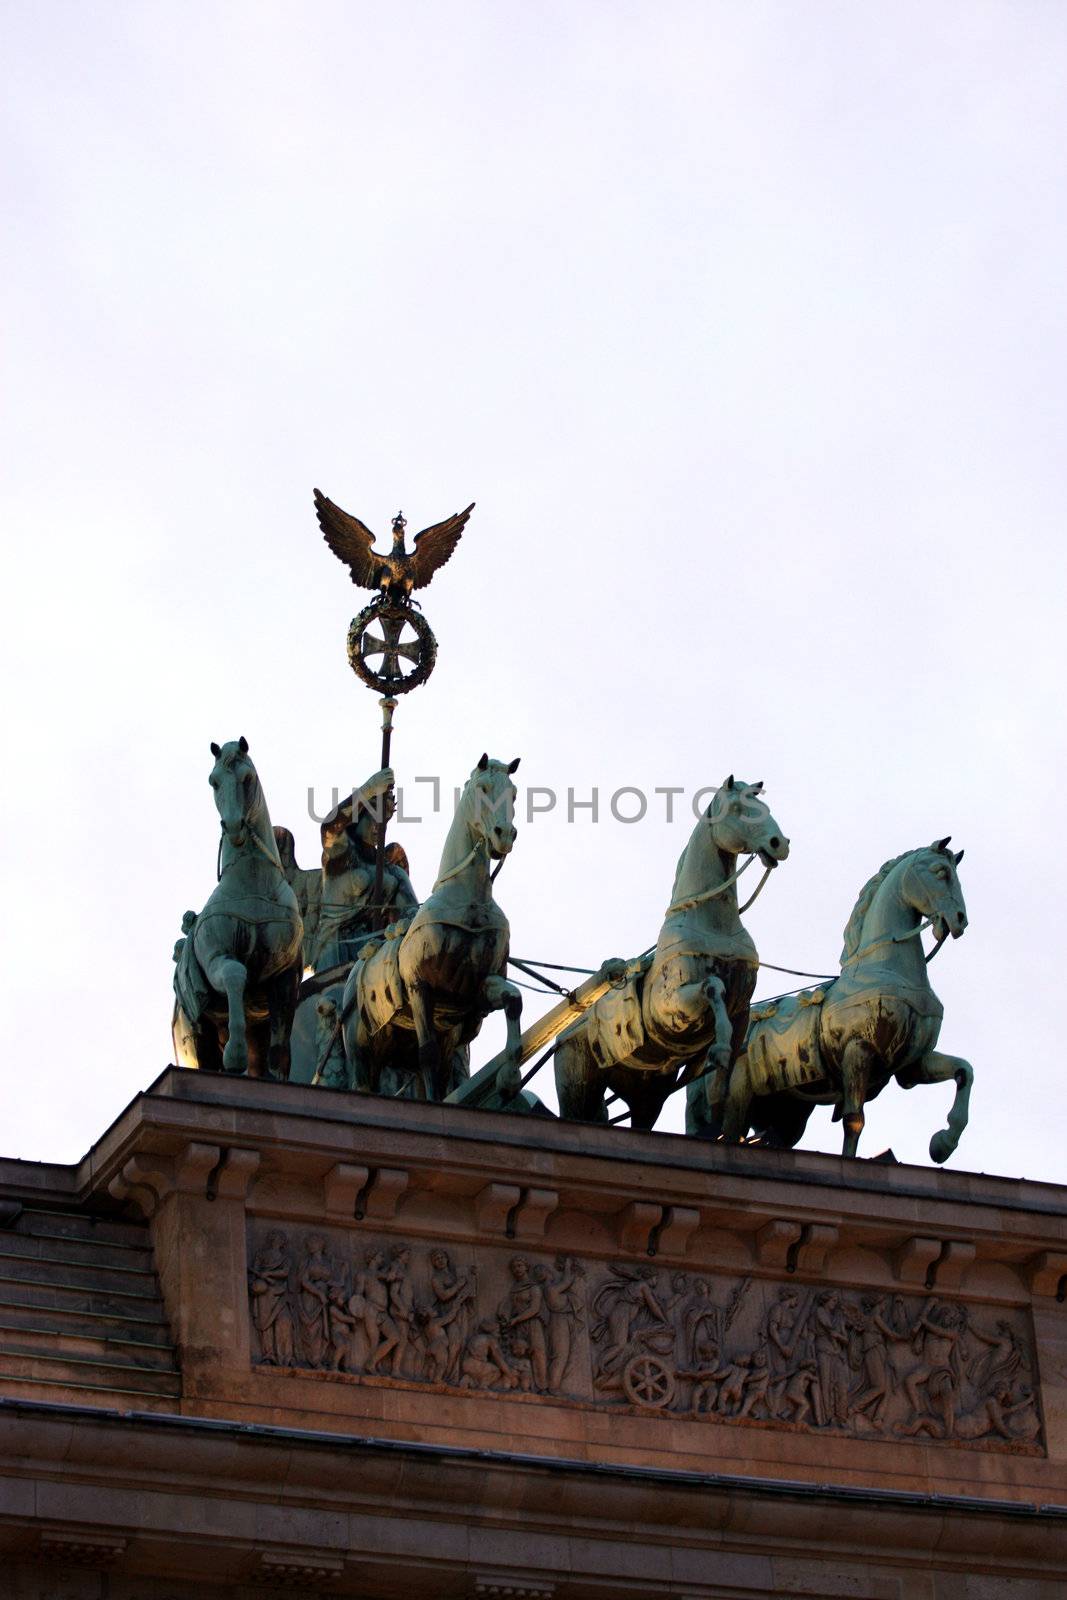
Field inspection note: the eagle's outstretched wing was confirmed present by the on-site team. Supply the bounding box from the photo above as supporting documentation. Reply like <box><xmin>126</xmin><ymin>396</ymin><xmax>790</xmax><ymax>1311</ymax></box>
<box><xmin>410</xmin><ymin>503</ymin><xmax>475</xmax><ymax>590</ymax></box>
<box><xmin>314</xmin><ymin>489</ymin><xmax>380</xmax><ymax>587</ymax></box>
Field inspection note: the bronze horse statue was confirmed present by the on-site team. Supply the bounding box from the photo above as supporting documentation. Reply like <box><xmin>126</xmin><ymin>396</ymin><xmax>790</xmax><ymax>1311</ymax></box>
<box><xmin>342</xmin><ymin>754</ymin><xmax>524</xmax><ymax>1101</ymax></box>
<box><xmin>554</xmin><ymin>777</ymin><xmax>790</xmax><ymax>1129</ymax></box>
<box><xmin>706</xmin><ymin>839</ymin><xmax>973</xmax><ymax>1161</ymax></box>
<box><xmin>172</xmin><ymin>739</ymin><xmax>303</xmax><ymax>1078</ymax></box>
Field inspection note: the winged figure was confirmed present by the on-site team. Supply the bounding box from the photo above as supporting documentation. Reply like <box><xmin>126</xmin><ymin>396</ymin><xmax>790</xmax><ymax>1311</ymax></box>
<box><xmin>314</xmin><ymin>490</ymin><xmax>474</xmax><ymax>602</ymax></box>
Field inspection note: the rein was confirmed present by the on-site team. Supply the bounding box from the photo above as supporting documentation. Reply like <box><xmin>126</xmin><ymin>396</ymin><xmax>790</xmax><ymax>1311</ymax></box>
<box><xmin>665</xmin><ymin>852</ymin><xmax>758</xmax><ymax>915</ymax></box>
<box><xmin>433</xmin><ymin>836</ymin><xmax>510</xmax><ymax>890</ymax></box>
<box><xmin>217</xmin><ymin>819</ymin><xmax>284</xmax><ymax>882</ymax></box>
<box><xmin>738</xmin><ymin>863</ymin><xmax>773</xmax><ymax>915</ymax></box>
<box><xmin>433</xmin><ymin>845</ymin><xmax>480</xmax><ymax>889</ymax></box>
<box><xmin>842</xmin><ymin>917</ymin><xmax>938</xmax><ymax>968</ymax></box>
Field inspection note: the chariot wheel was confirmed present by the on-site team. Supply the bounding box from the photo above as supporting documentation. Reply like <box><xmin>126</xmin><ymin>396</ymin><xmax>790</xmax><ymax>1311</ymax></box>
<box><xmin>346</xmin><ymin>600</ymin><xmax>437</xmax><ymax>695</ymax></box>
<box><xmin>622</xmin><ymin>1353</ymin><xmax>675</xmax><ymax>1409</ymax></box>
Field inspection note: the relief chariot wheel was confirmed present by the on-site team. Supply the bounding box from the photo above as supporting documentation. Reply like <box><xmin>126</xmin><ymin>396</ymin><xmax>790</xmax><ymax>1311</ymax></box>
<box><xmin>622</xmin><ymin>1353</ymin><xmax>675</xmax><ymax>1409</ymax></box>
<box><xmin>346</xmin><ymin>600</ymin><xmax>438</xmax><ymax>696</ymax></box>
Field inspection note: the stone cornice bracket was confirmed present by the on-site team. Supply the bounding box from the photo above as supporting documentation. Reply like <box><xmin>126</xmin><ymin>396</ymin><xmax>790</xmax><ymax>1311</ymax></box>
<box><xmin>208</xmin><ymin>1145</ymin><xmax>260</xmax><ymax>1202</ymax></box>
<box><xmin>755</xmin><ymin>1218</ymin><xmax>803</xmax><ymax>1270</ymax></box>
<box><xmin>1028</xmin><ymin>1250</ymin><xmax>1067</xmax><ymax>1299</ymax></box>
<box><xmin>324</xmin><ymin>1163</ymin><xmax>409</xmax><ymax>1223</ymax></box>
<box><xmin>324</xmin><ymin>1162</ymin><xmax>370</xmax><ymax>1221</ymax></box>
<box><xmin>473</xmin><ymin>1577</ymin><xmax>556</xmax><ymax>1599</ymax></box>
<box><xmin>107</xmin><ymin>1153</ymin><xmax>175</xmax><ymax>1218</ymax></box>
<box><xmin>476</xmin><ymin>1182</ymin><xmax>522</xmax><ymax>1234</ymax></box>
<box><xmin>616</xmin><ymin>1200</ymin><xmax>663</xmax><ymax>1255</ymax></box>
<box><xmin>649</xmin><ymin>1204</ymin><xmax>701</xmax><ymax>1258</ymax></box>
<box><xmin>471</xmin><ymin>1182</ymin><xmax>558</xmax><ymax>1241</ymax></box>
<box><xmin>893</xmin><ymin>1236</ymin><xmax>976</xmax><ymax>1291</ymax></box>
<box><xmin>357</xmin><ymin>1166</ymin><xmax>409</xmax><ymax>1221</ymax></box>
<box><xmin>929</xmin><ymin>1239</ymin><xmax>976</xmax><ymax>1290</ymax></box>
<box><xmin>110</xmin><ymin>1144</ymin><xmax>260</xmax><ymax>1216</ymax></box>
<box><xmin>894</xmin><ymin>1236</ymin><xmax>942</xmax><ymax>1286</ymax></box>
<box><xmin>510</xmin><ymin>1187</ymin><xmax>560</xmax><ymax>1241</ymax></box>
<box><xmin>256</xmin><ymin>1549</ymin><xmax>344</xmax><ymax>1588</ymax></box>
<box><xmin>38</xmin><ymin>1530</ymin><xmax>127</xmax><ymax>1567</ymax></box>
<box><xmin>174</xmin><ymin>1142</ymin><xmax>261</xmax><ymax>1203</ymax></box>
<box><xmin>792</xmin><ymin>1222</ymin><xmax>840</xmax><ymax>1275</ymax></box>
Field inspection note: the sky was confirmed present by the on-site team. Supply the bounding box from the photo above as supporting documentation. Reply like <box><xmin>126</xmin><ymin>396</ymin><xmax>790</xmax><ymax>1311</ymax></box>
<box><xmin>2</xmin><ymin>2</ymin><xmax>1065</xmax><ymax>1180</ymax></box>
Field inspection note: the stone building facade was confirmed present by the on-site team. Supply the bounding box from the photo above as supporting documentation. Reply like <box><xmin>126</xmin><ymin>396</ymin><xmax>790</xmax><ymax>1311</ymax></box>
<box><xmin>1</xmin><ymin>1067</ymin><xmax>1066</xmax><ymax>1597</ymax></box>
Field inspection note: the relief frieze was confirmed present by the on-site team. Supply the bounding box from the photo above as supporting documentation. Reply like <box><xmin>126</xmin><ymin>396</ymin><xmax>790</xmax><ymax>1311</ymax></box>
<box><xmin>247</xmin><ymin>1225</ymin><xmax>1041</xmax><ymax>1452</ymax></box>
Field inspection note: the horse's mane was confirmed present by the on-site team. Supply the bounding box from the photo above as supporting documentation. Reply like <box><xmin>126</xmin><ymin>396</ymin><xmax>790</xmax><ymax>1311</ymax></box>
<box><xmin>840</xmin><ymin>851</ymin><xmax>915</xmax><ymax>962</ymax></box>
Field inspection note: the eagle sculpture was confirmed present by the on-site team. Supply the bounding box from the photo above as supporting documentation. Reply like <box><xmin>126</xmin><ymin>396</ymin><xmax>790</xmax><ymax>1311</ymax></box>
<box><xmin>314</xmin><ymin>490</ymin><xmax>474</xmax><ymax>603</ymax></box>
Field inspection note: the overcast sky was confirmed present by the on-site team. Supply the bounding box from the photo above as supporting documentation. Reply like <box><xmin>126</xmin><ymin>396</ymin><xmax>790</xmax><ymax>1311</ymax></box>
<box><xmin>3</xmin><ymin>2</ymin><xmax>1065</xmax><ymax>1180</ymax></box>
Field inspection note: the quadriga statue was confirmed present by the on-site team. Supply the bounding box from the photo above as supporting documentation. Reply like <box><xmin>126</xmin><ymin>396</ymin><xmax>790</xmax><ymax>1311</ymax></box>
<box><xmin>341</xmin><ymin>754</ymin><xmax>524</xmax><ymax>1101</ymax></box>
<box><xmin>704</xmin><ymin>838</ymin><xmax>973</xmax><ymax>1161</ymax></box>
<box><xmin>554</xmin><ymin>776</ymin><xmax>790</xmax><ymax>1130</ymax></box>
<box><xmin>172</xmin><ymin>738</ymin><xmax>303</xmax><ymax>1078</ymax></box>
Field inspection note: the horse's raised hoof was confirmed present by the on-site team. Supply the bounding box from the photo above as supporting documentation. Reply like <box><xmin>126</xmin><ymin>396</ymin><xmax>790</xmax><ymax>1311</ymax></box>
<box><xmin>929</xmin><ymin>1130</ymin><xmax>954</xmax><ymax>1164</ymax></box>
<box><xmin>222</xmin><ymin>1041</ymin><xmax>248</xmax><ymax>1075</ymax></box>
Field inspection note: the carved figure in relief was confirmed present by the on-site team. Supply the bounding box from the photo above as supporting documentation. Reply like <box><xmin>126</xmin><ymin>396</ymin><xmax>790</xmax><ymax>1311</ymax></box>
<box><xmin>327</xmin><ymin>1282</ymin><xmax>359</xmax><ymax>1371</ymax></box>
<box><xmin>735</xmin><ymin>1335</ymin><xmax>773</xmax><ymax>1419</ymax></box>
<box><xmin>296</xmin><ymin>1235</ymin><xmax>334</xmax><ymax>1367</ymax></box>
<box><xmin>534</xmin><ymin>1256</ymin><xmax>585</xmax><ymax>1391</ymax></box>
<box><xmin>683</xmin><ymin>1343</ymin><xmax>724</xmax><ymax>1414</ymax></box>
<box><xmin>968</xmin><ymin>1319</ymin><xmax>1023</xmax><ymax>1393</ymax></box>
<box><xmin>248</xmin><ymin>1230</ymin><xmax>295</xmax><ymax>1366</ymax></box>
<box><xmin>386</xmin><ymin>1245</ymin><xmax>415</xmax><ymax>1376</ymax></box>
<box><xmin>460</xmin><ymin>1318</ymin><xmax>519</xmax><ymax>1390</ymax></box>
<box><xmin>900</xmin><ymin>1298</ymin><xmax>966</xmax><ymax>1438</ymax></box>
<box><xmin>428</xmin><ymin>1250</ymin><xmax>477</xmax><ymax>1382</ymax></box>
<box><xmin>415</xmin><ymin>1297</ymin><xmax>466</xmax><ymax>1383</ymax></box>
<box><xmin>502</xmin><ymin>1256</ymin><xmax>548</xmax><ymax>1391</ymax></box>
<box><xmin>713</xmin><ymin>1353</ymin><xmax>752</xmax><ymax>1416</ymax></box>
<box><xmin>908</xmin><ymin>1379</ymin><xmax>1037</xmax><ymax>1444</ymax></box>
<box><xmin>591</xmin><ymin>1266</ymin><xmax>672</xmax><ymax>1385</ymax></box>
<box><xmin>813</xmin><ymin>1292</ymin><xmax>851</xmax><ymax>1427</ymax></box>
<box><xmin>848</xmin><ymin>1296</ymin><xmax>893</xmax><ymax>1429</ymax></box>
<box><xmin>353</xmin><ymin>1248</ymin><xmax>400</xmax><ymax>1373</ymax></box>
<box><xmin>873</xmin><ymin>1293</ymin><xmax>918</xmax><ymax>1393</ymax></box>
<box><xmin>682</xmin><ymin>1279</ymin><xmax>720</xmax><ymax>1368</ymax></box>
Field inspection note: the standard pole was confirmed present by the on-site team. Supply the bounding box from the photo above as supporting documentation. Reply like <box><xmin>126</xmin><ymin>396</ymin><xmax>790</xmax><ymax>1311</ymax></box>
<box><xmin>374</xmin><ymin>695</ymin><xmax>397</xmax><ymax>922</ymax></box>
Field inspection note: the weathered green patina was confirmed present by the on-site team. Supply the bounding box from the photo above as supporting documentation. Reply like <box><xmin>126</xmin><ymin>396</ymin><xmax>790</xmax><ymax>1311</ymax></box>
<box><xmin>341</xmin><ymin>755</ymin><xmax>524</xmax><ymax>1102</ymax></box>
<box><xmin>699</xmin><ymin>840</ymin><xmax>973</xmax><ymax>1161</ymax></box>
<box><xmin>172</xmin><ymin>739</ymin><xmax>303</xmax><ymax>1079</ymax></box>
<box><xmin>554</xmin><ymin>777</ymin><xmax>789</xmax><ymax>1130</ymax></box>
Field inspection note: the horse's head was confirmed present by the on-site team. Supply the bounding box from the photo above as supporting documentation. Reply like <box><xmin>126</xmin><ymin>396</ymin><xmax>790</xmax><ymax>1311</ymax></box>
<box><xmin>904</xmin><ymin>838</ymin><xmax>968</xmax><ymax>940</ymax></box>
<box><xmin>468</xmin><ymin>752</ymin><xmax>521</xmax><ymax>860</ymax></box>
<box><xmin>209</xmin><ymin>736</ymin><xmax>259</xmax><ymax>847</ymax></box>
<box><xmin>706</xmin><ymin>776</ymin><xmax>790</xmax><ymax>868</ymax></box>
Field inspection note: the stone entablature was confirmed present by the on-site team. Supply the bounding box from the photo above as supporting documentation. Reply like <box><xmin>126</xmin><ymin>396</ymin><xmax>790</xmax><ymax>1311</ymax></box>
<box><xmin>2</xmin><ymin>1066</ymin><xmax>1066</xmax><ymax>1505</ymax></box>
<box><xmin>3</xmin><ymin>1068</ymin><xmax>1067</xmax><ymax>1596</ymax></box>
<box><xmin>248</xmin><ymin>1222</ymin><xmax>1041</xmax><ymax>1452</ymax></box>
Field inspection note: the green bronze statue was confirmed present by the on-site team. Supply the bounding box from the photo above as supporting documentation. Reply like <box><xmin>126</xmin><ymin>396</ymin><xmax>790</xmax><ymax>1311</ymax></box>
<box><xmin>172</xmin><ymin>739</ymin><xmax>303</xmax><ymax>1078</ymax></box>
<box><xmin>554</xmin><ymin>777</ymin><xmax>790</xmax><ymax>1129</ymax></box>
<box><xmin>341</xmin><ymin>754</ymin><xmax>524</xmax><ymax>1101</ymax></box>
<box><xmin>698</xmin><ymin>839</ymin><xmax>974</xmax><ymax>1161</ymax></box>
<box><xmin>275</xmin><ymin>768</ymin><xmax>417</xmax><ymax>973</ymax></box>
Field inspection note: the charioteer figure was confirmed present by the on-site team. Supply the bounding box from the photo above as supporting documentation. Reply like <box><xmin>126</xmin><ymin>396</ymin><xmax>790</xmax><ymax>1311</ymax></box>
<box><xmin>276</xmin><ymin>768</ymin><xmax>418</xmax><ymax>975</ymax></box>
